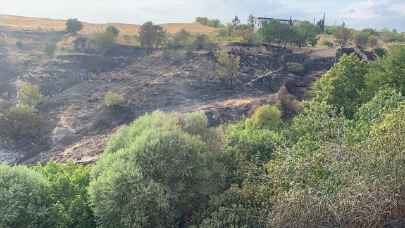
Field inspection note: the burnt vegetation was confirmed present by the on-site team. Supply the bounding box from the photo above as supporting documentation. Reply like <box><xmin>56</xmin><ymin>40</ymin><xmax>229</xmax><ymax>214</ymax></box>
<box><xmin>0</xmin><ymin>14</ymin><xmax>405</xmax><ymax>228</ymax></box>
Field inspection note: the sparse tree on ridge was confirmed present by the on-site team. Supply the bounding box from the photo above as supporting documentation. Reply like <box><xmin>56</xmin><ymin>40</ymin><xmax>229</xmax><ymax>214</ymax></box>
<box><xmin>65</xmin><ymin>18</ymin><xmax>83</xmax><ymax>34</ymax></box>
<box><xmin>139</xmin><ymin>22</ymin><xmax>166</xmax><ymax>53</ymax></box>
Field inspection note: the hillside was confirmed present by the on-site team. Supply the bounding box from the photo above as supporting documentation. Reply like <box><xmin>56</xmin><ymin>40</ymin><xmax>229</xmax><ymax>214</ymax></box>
<box><xmin>0</xmin><ymin>15</ymin><xmax>218</xmax><ymax>34</ymax></box>
<box><xmin>2</xmin><ymin>10</ymin><xmax>405</xmax><ymax>228</ymax></box>
<box><xmin>0</xmin><ymin>22</ymin><xmax>336</xmax><ymax>164</ymax></box>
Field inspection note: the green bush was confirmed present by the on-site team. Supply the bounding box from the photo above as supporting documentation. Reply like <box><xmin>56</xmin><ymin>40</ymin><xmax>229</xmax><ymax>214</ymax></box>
<box><xmin>249</xmin><ymin>105</ymin><xmax>282</xmax><ymax>129</ymax></box>
<box><xmin>167</xmin><ymin>29</ymin><xmax>192</xmax><ymax>49</ymax></box>
<box><xmin>17</xmin><ymin>82</ymin><xmax>42</xmax><ymax>108</ymax></box>
<box><xmin>313</xmin><ymin>54</ymin><xmax>369</xmax><ymax>118</ymax></box>
<box><xmin>286</xmin><ymin>62</ymin><xmax>306</xmax><ymax>75</ymax></box>
<box><xmin>104</xmin><ymin>91</ymin><xmax>124</xmax><ymax>108</ymax></box>
<box><xmin>0</xmin><ymin>165</ymin><xmax>57</xmax><ymax>228</ymax></box>
<box><xmin>66</xmin><ymin>18</ymin><xmax>83</xmax><ymax>34</ymax></box>
<box><xmin>366</xmin><ymin>45</ymin><xmax>405</xmax><ymax>96</ymax></box>
<box><xmin>35</xmin><ymin>163</ymin><xmax>96</xmax><ymax>228</ymax></box>
<box><xmin>0</xmin><ymin>105</ymin><xmax>43</xmax><ymax>143</ymax></box>
<box><xmin>190</xmin><ymin>34</ymin><xmax>216</xmax><ymax>51</ymax></box>
<box><xmin>225</xmin><ymin>120</ymin><xmax>282</xmax><ymax>164</ymax></box>
<box><xmin>90</xmin><ymin>111</ymin><xmax>228</xmax><ymax>227</ymax></box>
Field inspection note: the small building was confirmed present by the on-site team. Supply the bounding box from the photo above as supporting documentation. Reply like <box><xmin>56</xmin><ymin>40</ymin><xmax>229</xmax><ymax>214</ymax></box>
<box><xmin>256</xmin><ymin>17</ymin><xmax>293</xmax><ymax>28</ymax></box>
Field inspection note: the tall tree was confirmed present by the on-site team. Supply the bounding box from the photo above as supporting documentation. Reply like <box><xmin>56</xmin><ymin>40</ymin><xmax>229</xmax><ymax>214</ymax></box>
<box><xmin>139</xmin><ymin>22</ymin><xmax>166</xmax><ymax>53</ymax></box>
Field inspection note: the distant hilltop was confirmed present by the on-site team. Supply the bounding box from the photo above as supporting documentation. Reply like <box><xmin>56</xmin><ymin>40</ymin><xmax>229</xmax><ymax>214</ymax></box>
<box><xmin>0</xmin><ymin>14</ymin><xmax>218</xmax><ymax>35</ymax></box>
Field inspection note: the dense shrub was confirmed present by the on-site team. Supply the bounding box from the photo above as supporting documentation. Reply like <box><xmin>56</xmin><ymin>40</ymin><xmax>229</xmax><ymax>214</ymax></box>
<box><xmin>139</xmin><ymin>22</ymin><xmax>167</xmax><ymax>52</ymax></box>
<box><xmin>195</xmin><ymin>17</ymin><xmax>222</xmax><ymax>28</ymax></box>
<box><xmin>313</xmin><ymin>54</ymin><xmax>369</xmax><ymax>118</ymax></box>
<box><xmin>17</xmin><ymin>82</ymin><xmax>42</xmax><ymax>108</ymax></box>
<box><xmin>0</xmin><ymin>105</ymin><xmax>43</xmax><ymax>143</ymax></box>
<box><xmin>167</xmin><ymin>29</ymin><xmax>192</xmax><ymax>49</ymax></box>
<box><xmin>191</xmin><ymin>34</ymin><xmax>216</xmax><ymax>51</ymax></box>
<box><xmin>0</xmin><ymin>165</ymin><xmax>57</xmax><ymax>228</ymax></box>
<box><xmin>249</xmin><ymin>105</ymin><xmax>282</xmax><ymax>129</ymax></box>
<box><xmin>366</xmin><ymin>45</ymin><xmax>405</xmax><ymax>95</ymax></box>
<box><xmin>104</xmin><ymin>91</ymin><xmax>124</xmax><ymax>108</ymax></box>
<box><xmin>215</xmin><ymin>50</ymin><xmax>240</xmax><ymax>87</ymax></box>
<box><xmin>66</xmin><ymin>18</ymin><xmax>83</xmax><ymax>34</ymax></box>
<box><xmin>225</xmin><ymin>120</ymin><xmax>282</xmax><ymax>164</ymax></box>
<box><xmin>90</xmin><ymin>111</ymin><xmax>228</xmax><ymax>227</ymax></box>
<box><xmin>36</xmin><ymin>163</ymin><xmax>96</xmax><ymax>228</ymax></box>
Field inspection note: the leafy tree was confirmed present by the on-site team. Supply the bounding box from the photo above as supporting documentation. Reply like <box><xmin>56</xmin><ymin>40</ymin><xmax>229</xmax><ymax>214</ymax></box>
<box><xmin>139</xmin><ymin>22</ymin><xmax>167</xmax><ymax>53</ymax></box>
<box><xmin>333</xmin><ymin>26</ymin><xmax>353</xmax><ymax>47</ymax></box>
<box><xmin>353</xmin><ymin>31</ymin><xmax>370</xmax><ymax>49</ymax></box>
<box><xmin>0</xmin><ymin>165</ymin><xmax>57</xmax><ymax>228</ymax></box>
<box><xmin>191</xmin><ymin>34</ymin><xmax>215</xmax><ymax>51</ymax></box>
<box><xmin>0</xmin><ymin>105</ymin><xmax>43</xmax><ymax>144</ymax></box>
<box><xmin>195</xmin><ymin>17</ymin><xmax>222</xmax><ymax>28</ymax></box>
<box><xmin>249</xmin><ymin>105</ymin><xmax>282</xmax><ymax>129</ymax></box>
<box><xmin>215</xmin><ymin>50</ymin><xmax>240</xmax><ymax>87</ymax></box>
<box><xmin>201</xmin><ymin>184</ymin><xmax>270</xmax><ymax>227</ymax></box>
<box><xmin>167</xmin><ymin>29</ymin><xmax>192</xmax><ymax>49</ymax></box>
<box><xmin>259</xmin><ymin>20</ymin><xmax>293</xmax><ymax>46</ymax></box>
<box><xmin>225</xmin><ymin>119</ymin><xmax>282</xmax><ymax>164</ymax></box>
<box><xmin>36</xmin><ymin>163</ymin><xmax>96</xmax><ymax>228</ymax></box>
<box><xmin>352</xmin><ymin>88</ymin><xmax>404</xmax><ymax>142</ymax></box>
<box><xmin>90</xmin><ymin>112</ymin><xmax>228</xmax><ymax>227</ymax></box>
<box><xmin>248</xmin><ymin>14</ymin><xmax>256</xmax><ymax>28</ymax></box>
<box><xmin>17</xmin><ymin>82</ymin><xmax>42</xmax><ymax>108</ymax></box>
<box><xmin>366</xmin><ymin>45</ymin><xmax>405</xmax><ymax>95</ymax></box>
<box><xmin>105</xmin><ymin>25</ymin><xmax>120</xmax><ymax>38</ymax></box>
<box><xmin>313</xmin><ymin>54</ymin><xmax>369</xmax><ymax>118</ymax></box>
<box><xmin>66</xmin><ymin>18</ymin><xmax>83</xmax><ymax>34</ymax></box>
<box><xmin>232</xmin><ymin>16</ymin><xmax>241</xmax><ymax>27</ymax></box>
<box><xmin>293</xmin><ymin>21</ymin><xmax>321</xmax><ymax>47</ymax></box>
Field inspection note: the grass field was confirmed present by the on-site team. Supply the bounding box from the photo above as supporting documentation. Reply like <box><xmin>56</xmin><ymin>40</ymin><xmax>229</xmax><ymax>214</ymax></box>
<box><xmin>0</xmin><ymin>15</ymin><xmax>218</xmax><ymax>35</ymax></box>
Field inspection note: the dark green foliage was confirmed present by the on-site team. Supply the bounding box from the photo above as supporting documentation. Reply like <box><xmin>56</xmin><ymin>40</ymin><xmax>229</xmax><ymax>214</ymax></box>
<box><xmin>201</xmin><ymin>184</ymin><xmax>271</xmax><ymax>227</ymax></box>
<box><xmin>36</xmin><ymin>163</ymin><xmax>96</xmax><ymax>228</ymax></box>
<box><xmin>258</xmin><ymin>20</ymin><xmax>321</xmax><ymax>47</ymax></box>
<box><xmin>167</xmin><ymin>29</ymin><xmax>192</xmax><ymax>49</ymax></box>
<box><xmin>313</xmin><ymin>54</ymin><xmax>369</xmax><ymax>118</ymax></box>
<box><xmin>374</xmin><ymin>47</ymin><xmax>387</xmax><ymax>58</ymax></box>
<box><xmin>0</xmin><ymin>105</ymin><xmax>43</xmax><ymax>144</ymax></box>
<box><xmin>90</xmin><ymin>111</ymin><xmax>228</xmax><ymax>227</ymax></box>
<box><xmin>66</xmin><ymin>18</ymin><xmax>83</xmax><ymax>34</ymax></box>
<box><xmin>225</xmin><ymin>115</ymin><xmax>282</xmax><ymax>164</ymax></box>
<box><xmin>0</xmin><ymin>165</ymin><xmax>57</xmax><ymax>228</ymax></box>
<box><xmin>366</xmin><ymin>45</ymin><xmax>405</xmax><ymax>95</ymax></box>
<box><xmin>191</xmin><ymin>34</ymin><xmax>216</xmax><ymax>51</ymax></box>
<box><xmin>105</xmin><ymin>25</ymin><xmax>120</xmax><ymax>37</ymax></box>
<box><xmin>353</xmin><ymin>89</ymin><xmax>404</xmax><ymax>141</ymax></box>
<box><xmin>195</xmin><ymin>17</ymin><xmax>222</xmax><ymax>28</ymax></box>
<box><xmin>139</xmin><ymin>22</ymin><xmax>166</xmax><ymax>52</ymax></box>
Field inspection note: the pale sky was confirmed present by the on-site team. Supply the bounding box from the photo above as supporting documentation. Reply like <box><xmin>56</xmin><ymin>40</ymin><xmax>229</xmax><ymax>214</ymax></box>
<box><xmin>1</xmin><ymin>0</ymin><xmax>404</xmax><ymax>31</ymax></box>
